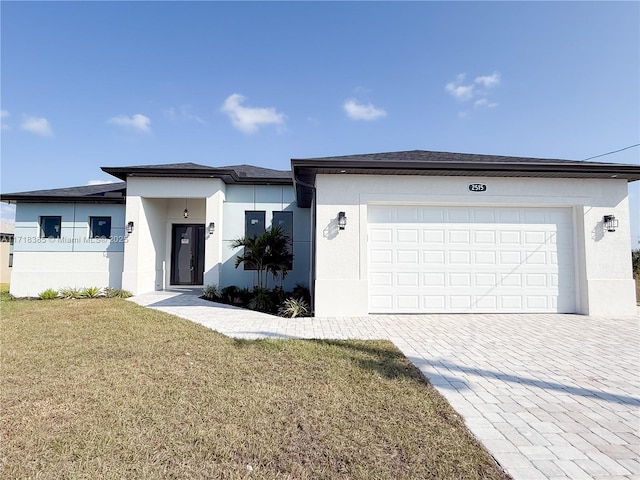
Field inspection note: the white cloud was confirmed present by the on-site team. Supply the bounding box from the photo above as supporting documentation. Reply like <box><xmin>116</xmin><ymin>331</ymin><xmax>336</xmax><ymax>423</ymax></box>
<box><xmin>445</xmin><ymin>74</ymin><xmax>475</xmax><ymax>102</ymax></box>
<box><xmin>446</xmin><ymin>71</ymin><xmax>501</xmax><ymax>117</ymax></box>
<box><xmin>474</xmin><ymin>98</ymin><xmax>498</xmax><ymax>108</ymax></box>
<box><xmin>343</xmin><ymin>98</ymin><xmax>387</xmax><ymax>121</ymax></box>
<box><xmin>475</xmin><ymin>71</ymin><xmax>501</xmax><ymax>88</ymax></box>
<box><xmin>164</xmin><ymin>105</ymin><xmax>205</xmax><ymax>124</ymax></box>
<box><xmin>20</xmin><ymin>116</ymin><xmax>53</xmax><ymax>137</ymax></box>
<box><xmin>87</xmin><ymin>180</ymin><xmax>115</xmax><ymax>186</ymax></box>
<box><xmin>107</xmin><ymin>114</ymin><xmax>151</xmax><ymax>133</ymax></box>
<box><xmin>1</xmin><ymin>110</ymin><xmax>9</xmax><ymax>130</ymax></box>
<box><xmin>220</xmin><ymin>93</ymin><xmax>285</xmax><ymax>134</ymax></box>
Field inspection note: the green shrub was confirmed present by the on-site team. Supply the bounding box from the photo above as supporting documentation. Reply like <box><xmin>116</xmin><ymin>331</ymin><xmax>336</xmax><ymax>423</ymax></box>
<box><xmin>202</xmin><ymin>284</ymin><xmax>222</xmax><ymax>301</ymax></box>
<box><xmin>104</xmin><ymin>288</ymin><xmax>133</xmax><ymax>298</ymax></box>
<box><xmin>270</xmin><ymin>286</ymin><xmax>286</xmax><ymax>306</ymax></box>
<box><xmin>278</xmin><ymin>297</ymin><xmax>310</xmax><ymax>318</ymax></box>
<box><xmin>59</xmin><ymin>287</ymin><xmax>82</xmax><ymax>299</ymax></box>
<box><xmin>38</xmin><ymin>288</ymin><xmax>59</xmax><ymax>300</ymax></box>
<box><xmin>292</xmin><ymin>283</ymin><xmax>311</xmax><ymax>305</ymax></box>
<box><xmin>248</xmin><ymin>289</ymin><xmax>275</xmax><ymax>313</ymax></box>
<box><xmin>80</xmin><ymin>286</ymin><xmax>102</xmax><ymax>298</ymax></box>
<box><xmin>633</xmin><ymin>249</ymin><xmax>640</xmax><ymax>277</ymax></box>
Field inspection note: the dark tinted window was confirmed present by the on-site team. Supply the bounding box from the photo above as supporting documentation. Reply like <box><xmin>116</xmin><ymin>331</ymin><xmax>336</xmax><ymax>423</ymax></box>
<box><xmin>90</xmin><ymin>217</ymin><xmax>111</xmax><ymax>238</ymax></box>
<box><xmin>40</xmin><ymin>216</ymin><xmax>61</xmax><ymax>238</ymax></box>
<box><xmin>245</xmin><ymin>211</ymin><xmax>265</xmax><ymax>239</ymax></box>
<box><xmin>273</xmin><ymin>211</ymin><xmax>293</xmax><ymax>270</ymax></box>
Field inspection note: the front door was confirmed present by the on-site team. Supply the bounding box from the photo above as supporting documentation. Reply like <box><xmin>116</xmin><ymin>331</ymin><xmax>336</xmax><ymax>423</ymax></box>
<box><xmin>171</xmin><ymin>224</ymin><xmax>205</xmax><ymax>285</ymax></box>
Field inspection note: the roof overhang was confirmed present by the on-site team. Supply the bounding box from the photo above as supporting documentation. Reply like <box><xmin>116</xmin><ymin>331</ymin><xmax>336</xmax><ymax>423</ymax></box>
<box><xmin>101</xmin><ymin>166</ymin><xmax>292</xmax><ymax>185</ymax></box>
<box><xmin>291</xmin><ymin>156</ymin><xmax>640</xmax><ymax>208</ymax></box>
<box><xmin>1</xmin><ymin>183</ymin><xmax>127</xmax><ymax>204</ymax></box>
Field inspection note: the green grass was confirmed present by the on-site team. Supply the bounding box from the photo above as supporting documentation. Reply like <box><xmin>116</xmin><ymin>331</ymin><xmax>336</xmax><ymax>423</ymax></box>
<box><xmin>0</xmin><ymin>297</ymin><xmax>510</xmax><ymax>480</ymax></box>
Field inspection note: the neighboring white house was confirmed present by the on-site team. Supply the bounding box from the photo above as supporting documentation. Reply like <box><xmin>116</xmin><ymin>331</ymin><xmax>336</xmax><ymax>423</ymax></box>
<box><xmin>3</xmin><ymin>150</ymin><xmax>639</xmax><ymax>317</ymax></box>
<box><xmin>0</xmin><ymin>221</ymin><xmax>15</xmax><ymax>284</ymax></box>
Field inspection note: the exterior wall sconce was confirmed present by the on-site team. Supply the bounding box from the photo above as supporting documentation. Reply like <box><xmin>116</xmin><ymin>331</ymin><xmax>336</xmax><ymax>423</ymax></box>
<box><xmin>183</xmin><ymin>199</ymin><xmax>189</xmax><ymax>219</ymax></box>
<box><xmin>208</xmin><ymin>222</ymin><xmax>215</xmax><ymax>234</ymax></box>
<box><xmin>126</xmin><ymin>221</ymin><xmax>134</xmax><ymax>234</ymax></box>
<box><xmin>603</xmin><ymin>215</ymin><xmax>618</xmax><ymax>232</ymax></box>
<box><xmin>338</xmin><ymin>211</ymin><xmax>347</xmax><ymax>230</ymax></box>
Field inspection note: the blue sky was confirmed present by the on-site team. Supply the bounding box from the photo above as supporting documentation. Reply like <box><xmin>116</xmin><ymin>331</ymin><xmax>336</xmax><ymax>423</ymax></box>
<box><xmin>1</xmin><ymin>1</ymin><xmax>639</xmax><ymax>245</ymax></box>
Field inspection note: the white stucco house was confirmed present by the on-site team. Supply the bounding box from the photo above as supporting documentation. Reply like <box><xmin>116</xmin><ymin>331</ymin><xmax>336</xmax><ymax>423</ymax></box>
<box><xmin>3</xmin><ymin>150</ymin><xmax>639</xmax><ymax>317</ymax></box>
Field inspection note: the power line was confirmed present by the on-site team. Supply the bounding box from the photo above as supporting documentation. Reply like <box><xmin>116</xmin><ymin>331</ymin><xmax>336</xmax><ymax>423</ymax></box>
<box><xmin>583</xmin><ymin>143</ymin><xmax>640</xmax><ymax>161</ymax></box>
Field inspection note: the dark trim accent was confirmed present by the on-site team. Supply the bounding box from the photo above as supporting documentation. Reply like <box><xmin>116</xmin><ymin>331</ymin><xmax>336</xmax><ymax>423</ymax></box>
<box><xmin>1</xmin><ymin>196</ymin><xmax>126</xmax><ymax>204</ymax></box>
<box><xmin>101</xmin><ymin>165</ymin><xmax>293</xmax><ymax>185</ymax></box>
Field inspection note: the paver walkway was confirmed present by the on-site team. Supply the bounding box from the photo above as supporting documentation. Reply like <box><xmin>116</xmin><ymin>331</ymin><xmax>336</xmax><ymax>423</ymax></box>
<box><xmin>130</xmin><ymin>289</ymin><xmax>640</xmax><ymax>480</ymax></box>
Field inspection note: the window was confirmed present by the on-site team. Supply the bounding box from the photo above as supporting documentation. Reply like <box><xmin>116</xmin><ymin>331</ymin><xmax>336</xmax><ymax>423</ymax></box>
<box><xmin>90</xmin><ymin>216</ymin><xmax>112</xmax><ymax>239</ymax></box>
<box><xmin>40</xmin><ymin>216</ymin><xmax>61</xmax><ymax>239</ymax></box>
<box><xmin>244</xmin><ymin>211</ymin><xmax>265</xmax><ymax>270</ymax></box>
<box><xmin>272</xmin><ymin>211</ymin><xmax>293</xmax><ymax>269</ymax></box>
<box><xmin>245</xmin><ymin>211</ymin><xmax>265</xmax><ymax>239</ymax></box>
<box><xmin>8</xmin><ymin>236</ymin><xmax>14</xmax><ymax>268</ymax></box>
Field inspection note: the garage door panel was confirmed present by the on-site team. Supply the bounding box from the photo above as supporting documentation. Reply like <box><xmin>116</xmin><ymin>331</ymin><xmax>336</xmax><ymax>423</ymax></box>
<box><xmin>475</xmin><ymin>251</ymin><xmax>497</xmax><ymax>264</ymax></box>
<box><xmin>424</xmin><ymin>250</ymin><xmax>445</xmax><ymax>263</ymax></box>
<box><xmin>368</xmin><ymin>205</ymin><xmax>575</xmax><ymax>313</ymax></box>
<box><xmin>424</xmin><ymin>272</ymin><xmax>445</xmax><ymax>286</ymax></box>
<box><xmin>474</xmin><ymin>230</ymin><xmax>496</xmax><ymax>243</ymax></box>
<box><xmin>370</xmin><ymin>249</ymin><xmax>393</xmax><ymax>264</ymax></box>
<box><xmin>449</xmin><ymin>230</ymin><xmax>471</xmax><ymax>243</ymax></box>
<box><xmin>370</xmin><ymin>228</ymin><xmax>393</xmax><ymax>242</ymax></box>
<box><xmin>449</xmin><ymin>251</ymin><xmax>471</xmax><ymax>264</ymax></box>
<box><xmin>396</xmin><ymin>229</ymin><xmax>419</xmax><ymax>243</ymax></box>
<box><xmin>423</xmin><ymin>230</ymin><xmax>445</xmax><ymax>243</ymax></box>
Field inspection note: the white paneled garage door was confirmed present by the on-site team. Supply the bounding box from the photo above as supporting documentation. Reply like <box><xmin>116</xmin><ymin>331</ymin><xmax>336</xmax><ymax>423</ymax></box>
<box><xmin>368</xmin><ymin>205</ymin><xmax>575</xmax><ymax>313</ymax></box>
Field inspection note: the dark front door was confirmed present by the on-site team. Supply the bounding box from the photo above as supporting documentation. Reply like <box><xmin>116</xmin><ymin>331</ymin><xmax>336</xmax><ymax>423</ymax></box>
<box><xmin>171</xmin><ymin>224</ymin><xmax>205</xmax><ymax>285</ymax></box>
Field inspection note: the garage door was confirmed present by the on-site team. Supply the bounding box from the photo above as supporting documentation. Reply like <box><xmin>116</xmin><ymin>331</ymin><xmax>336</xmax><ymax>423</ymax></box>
<box><xmin>368</xmin><ymin>205</ymin><xmax>575</xmax><ymax>313</ymax></box>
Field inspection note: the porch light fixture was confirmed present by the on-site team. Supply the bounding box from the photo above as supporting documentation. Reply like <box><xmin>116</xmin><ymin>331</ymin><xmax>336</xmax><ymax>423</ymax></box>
<box><xmin>603</xmin><ymin>214</ymin><xmax>618</xmax><ymax>232</ymax></box>
<box><xmin>126</xmin><ymin>221</ymin><xmax>134</xmax><ymax>234</ymax></box>
<box><xmin>208</xmin><ymin>222</ymin><xmax>215</xmax><ymax>234</ymax></box>
<box><xmin>338</xmin><ymin>211</ymin><xmax>347</xmax><ymax>230</ymax></box>
<box><xmin>183</xmin><ymin>199</ymin><xmax>189</xmax><ymax>219</ymax></box>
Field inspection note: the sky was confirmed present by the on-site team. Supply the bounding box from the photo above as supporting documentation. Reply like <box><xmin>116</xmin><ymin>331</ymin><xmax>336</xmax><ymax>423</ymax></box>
<box><xmin>1</xmin><ymin>1</ymin><xmax>639</xmax><ymax>245</ymax></box>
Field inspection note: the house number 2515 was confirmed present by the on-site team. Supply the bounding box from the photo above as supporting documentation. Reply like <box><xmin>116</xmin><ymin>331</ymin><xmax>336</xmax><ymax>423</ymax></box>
<box><xmin>468</xmin><ymin>183</ymin><xmax>487</xmax><ymax>192</ymax></box>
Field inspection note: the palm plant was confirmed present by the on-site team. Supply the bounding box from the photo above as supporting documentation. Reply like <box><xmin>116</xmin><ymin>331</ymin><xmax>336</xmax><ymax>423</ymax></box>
<box><xmin>231</xmin><ymin>226</ymin><xmax>293</xmax><ymax>290</ymax></box>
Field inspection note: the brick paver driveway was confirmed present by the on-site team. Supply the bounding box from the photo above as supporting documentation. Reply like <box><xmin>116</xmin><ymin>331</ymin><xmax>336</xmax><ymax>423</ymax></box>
<box><xmin>131</xmin><ymin>290</ymin><xmax>640</xmax><ymax>480</ymax></box>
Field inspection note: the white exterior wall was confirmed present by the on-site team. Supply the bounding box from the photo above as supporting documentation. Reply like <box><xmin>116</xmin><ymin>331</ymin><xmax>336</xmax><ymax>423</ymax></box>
<box><xmin>10</xmin><ymin>202</ymin><xmax>125</xmax><ymax>297</ymax></box>
<box><xmin>122</xmin><ymin>177</ymin><xmax>225</xmax><ymax>295</ymax></box>
<box><xmin>221</xmin><ymin>184</ymin><xmax>311</xmax><ymax>290</ymax></box>
<box><xmin>314</xmin><ymin>174</ymin><xmax>636</xmax><ymax>317</ymax></box>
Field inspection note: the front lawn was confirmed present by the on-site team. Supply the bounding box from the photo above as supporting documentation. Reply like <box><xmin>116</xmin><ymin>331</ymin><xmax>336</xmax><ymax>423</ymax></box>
<box><xmin>0</xmin><ymin>297</ymin><xmax>509</xmax><ymax>480</ymax></box>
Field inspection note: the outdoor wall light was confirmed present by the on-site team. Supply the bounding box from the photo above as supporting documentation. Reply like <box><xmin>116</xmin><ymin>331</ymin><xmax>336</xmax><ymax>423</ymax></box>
<box><xmin>208</xmin><ymin>222</ymin><xmax>215</xmax><ymax>234</ymax></box>
<box><xmin>338</xmin><ymin>211</ymin><xmax>347</xmax><ymax>230</ymax></box>
<box><xmin>126</xmin><ymin>221</ymin><xmax>134</xmax><ymax>234</ymax></box>
<box><xmin>183</xmin><ymin>199</ymin><xmax>189</xmax><ymax>219</ymax></box>
<box><xmin>603</xmin><ymin>214</ymin><xmax>618</xmax><ymax>232</ymax></box>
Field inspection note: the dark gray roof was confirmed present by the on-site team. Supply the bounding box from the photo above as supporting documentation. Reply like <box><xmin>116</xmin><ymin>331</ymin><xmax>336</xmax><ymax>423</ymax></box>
<box><xmin>1</xmin><ymin>182</ymin><xmax>127</xmax><ymax>203</ymax></box>
<box><xmin>102</xmin><ymin>162</ymin><xmax>292</xmax><ymax>184</ymax></box>
<box><xmin>291</xmin><ymin>149</ymin><xmax>640</xmax><ymax>207</ymax></box>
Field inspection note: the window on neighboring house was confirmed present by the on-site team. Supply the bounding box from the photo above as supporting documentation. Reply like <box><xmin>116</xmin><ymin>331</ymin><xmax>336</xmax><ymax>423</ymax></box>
<box><xmin>244</xmin><ymin>211</ymin><xmax>266</xmax><ymax>270</ymax></box>
<box><xmin>8</xmin><ymin>236</ymin><xmax>14</xmax><ymax>267</ymax></box>
<box><xmin>40</xmin><ymin>216</ymin><xmax>61</xmax><ymax>239</ymax></box>
<box><xmin>272</xmin><ymin>211</ymin><xmax>293</xmax><ymax>270</ymax></box>
<box><xmin>90</xmin><ymin>216</ymin><xmax>112</xmax><ymax>239</ymax></box>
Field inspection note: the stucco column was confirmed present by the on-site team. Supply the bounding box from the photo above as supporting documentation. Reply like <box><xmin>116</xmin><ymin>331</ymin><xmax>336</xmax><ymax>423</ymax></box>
<box><xmin>203</xmin><ymin>189</ymin><xmax>225</xmax><ymax>287</ymax></box>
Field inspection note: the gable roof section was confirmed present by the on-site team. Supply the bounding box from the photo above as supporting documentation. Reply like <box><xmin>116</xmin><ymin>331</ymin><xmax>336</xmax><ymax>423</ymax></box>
<box><xmin>101</xmin><ymin>162</ymin><xmax>292</xmax><ymax>184</ymax></box>
<box><xmin>291</xmin><ymin>150</ymin><xmax>640</xmax><ymax>207</ymax></box>
<box><xmin>1</xmin><ymin>182</ymin><xmax>127</xmax><ymax>203</ymax></box>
